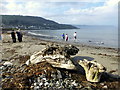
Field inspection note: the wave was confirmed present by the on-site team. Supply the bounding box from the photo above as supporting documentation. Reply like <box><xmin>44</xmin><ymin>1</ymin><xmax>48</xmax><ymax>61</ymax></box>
<box><xmin>27</xmin><ymin>31</ymin><xmax>58</xmax><ymax>40</ymax></box>
<box><xmin>28</xmin><ymin>32</ymin><xmax>50</xmax><ymax>37</ymax></box>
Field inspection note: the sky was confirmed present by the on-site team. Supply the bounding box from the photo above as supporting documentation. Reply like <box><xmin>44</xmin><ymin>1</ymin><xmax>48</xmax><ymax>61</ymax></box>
<box><xmin>1</xmin><ymin>0</ymin><xmax>119</xmax><ymax>26</ymax></box>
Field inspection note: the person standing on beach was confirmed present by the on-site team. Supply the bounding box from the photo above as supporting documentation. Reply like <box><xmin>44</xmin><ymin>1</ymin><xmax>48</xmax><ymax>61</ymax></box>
<box><xmin>73</xmin><ymin>32</ymin><xmax>77</xmax><ymax>41</ymax></box>
<box><xmin>65</xmin><ymin>34</ymin><xmax>68</xmax><ymax>41</ymax></box>
<box><xmin>11</xmin><ymin>30</ymin><xmax>16</xmax><ymax>43</ymax></box>
<box><xmin>16</xmin><ymin>29</ymin><xmax>23</xmax><ymax>42</ymax></box>
<box><xmin>62</xmin><ymin>33</ymin><xmax>65</xmax><ymax>40</ymax></box>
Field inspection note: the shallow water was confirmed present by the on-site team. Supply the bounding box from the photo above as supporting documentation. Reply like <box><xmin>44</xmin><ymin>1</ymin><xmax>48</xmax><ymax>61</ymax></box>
<box><xmin>27</xmin><ymin>25</ymin><xmax>118</xmax><ymax>48</ymax></box>
<box><xmin>0</xmin><ymin>35</ymin><xmax>1</xmax><ymax>40</ymax></box>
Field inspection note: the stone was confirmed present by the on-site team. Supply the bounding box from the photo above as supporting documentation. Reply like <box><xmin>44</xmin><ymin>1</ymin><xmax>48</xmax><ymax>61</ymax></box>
<box><xmin>57</xmin><ymin>70</ymin><xmax>62</xmax><ymax>79</ymax></box>
<box><xmin>0</xmin><ymin>66</ymin><xmax>4</xmax><ymax>70</ymax></box>
<box><xmin>39</xmin><ymin>82</ymin><xmax>43</xmax><ymax>86</ymax></box>
<box><xmin>103</xmin><ymin>85</ymin><xmax>108</xmax><ymax>89</ymax></box>
<box><xmin>44</xmin><ymin>82</ymin><xmax>49</xmax><ymax>86</ymax></box>
<box><xmin>3</xmin><ymin>61</ymin><xmax>13</xmax><ymax>66</ymax></box>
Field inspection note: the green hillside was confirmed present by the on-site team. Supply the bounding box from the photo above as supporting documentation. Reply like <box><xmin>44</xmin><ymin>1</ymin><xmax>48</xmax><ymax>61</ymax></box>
<box><xmin>1</xmin><ymin>15</ymin><xmax>77</xmax><ymax>30</ymax></box>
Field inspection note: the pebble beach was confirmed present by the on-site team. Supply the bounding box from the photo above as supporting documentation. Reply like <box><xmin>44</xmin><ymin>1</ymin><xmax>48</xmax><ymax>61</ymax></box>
<box><xmin>1</xmin><ymin>32</ymin><xmax>120</xmax><ymax>89</ymax></box>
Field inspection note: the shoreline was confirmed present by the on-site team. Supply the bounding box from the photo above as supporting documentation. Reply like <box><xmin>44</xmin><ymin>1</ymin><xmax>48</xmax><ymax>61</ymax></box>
<box><xmin>1</xmin><ymin>33</ymin><xmax>119</xmax><ymax>75</ymax></box>
<box><xmin>26</xmin><ymin>32</ymin><xmax>119</xmax><ymax>50</ymax></box>
<box><xmin>2</xmin><ymin>29</ymin><xmax>118</xmax><ymax>49</ymax></box>
<box><xmin>26</xmin><ymin>27</ymin><xmax>118</xmax><ymax>49</ymax></box>
<box><xmin>26</xmin><ymin>33</ymin><xmax>118</xmax><ymax>50</ymax></box>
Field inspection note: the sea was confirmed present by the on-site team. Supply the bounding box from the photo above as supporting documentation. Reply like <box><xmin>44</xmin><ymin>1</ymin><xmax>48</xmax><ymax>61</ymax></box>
<box><xmin>27</xmin><ymin>25</ymin><xmax>118</xmax><ymax>48</ymax></box>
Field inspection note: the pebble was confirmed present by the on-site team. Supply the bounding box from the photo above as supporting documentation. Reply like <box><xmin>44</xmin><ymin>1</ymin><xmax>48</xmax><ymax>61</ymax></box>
<box><xmin>0</xmin><ymin>66</ymin><xmax>4</xmax><ymax>70</ymax></box>
<box><xmin>100</xmin><ymin>83</ymin><xmax>104</xmax><ymax>86</ymax></box>
<box><xmin>0</xmin><ymin>61</ymin><xmax>89</xmax><ymax>89</ymax></box>
<box><xmin>44</xmin><ymin>82</ymin><xmax>49</xmax><ymax>86</ymax></box>
<box><xmin>39</xmin><ymin>82</ymin><xmax>43</xmax><ymax>86</ymax></box>
<box><xmin>3</xmin><ymin>61</ymin><xmax>13</xmax><ymax>66</ymax></box>
<box><xmin>103</xmin><ymin>85</ymin><xmax>108</xmax><ymax>89</ymax></box>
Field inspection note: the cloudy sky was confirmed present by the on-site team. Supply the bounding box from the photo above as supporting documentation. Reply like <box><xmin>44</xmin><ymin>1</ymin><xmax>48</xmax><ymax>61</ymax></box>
<box><xmin>1</xmin><ymin>0</ymin><xmax>119</xmax><ymax>26</ymax></box>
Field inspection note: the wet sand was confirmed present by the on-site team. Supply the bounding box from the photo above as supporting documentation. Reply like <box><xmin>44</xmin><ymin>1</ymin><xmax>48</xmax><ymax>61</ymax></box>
<box><xmin>1</xmin><ymin>33</ymin><xmax>119</xmax><ymax>75</ymax></box>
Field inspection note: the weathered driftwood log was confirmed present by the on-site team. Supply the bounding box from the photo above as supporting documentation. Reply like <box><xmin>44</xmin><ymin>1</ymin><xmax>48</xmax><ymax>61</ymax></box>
<box><xmin>26</xmin><ymin>44</ymin><xmax>79</xmax><ymax>70</ymax></box>
<box><xmin>26</xmin><ymin>44</ymin><xmax>109</xmax><ymax>82</ymax></box>
<box><xmin>26</xmin><ymin>50</ymin><xmax>44</xmax><ymax>65</ymax></box>
<box><xmin>78</xmin><ymin>59</ymin><xmax>106</xmax><ymax>82</ymax></box>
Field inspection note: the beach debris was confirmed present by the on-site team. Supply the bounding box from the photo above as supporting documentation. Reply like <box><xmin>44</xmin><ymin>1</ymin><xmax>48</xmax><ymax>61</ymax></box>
<box><xmin>1</xmin><ymin>61</ymin><xmax>85</xmax><ymax>89</ymax></box>
<box><xmin>78</xmin><ymin>59</ymin><xmax>106</xmax><ymax>82</ymax></box>
<box><xmin>26</xmin><ymin>44</ymin><xmax>79</xmax><ymax>70</ymax></box>
<box><xmin>1</xmin><ymin>57</ymin><xmax>120</xmax><ymax>89</ymax></box>
<box><xmin>3</xmin><ymin>61</ymin><xmax>13</xmax><ymax>66</ymax></box>
<box><xmin>102</xmin><ymin>85</ymin><xmax>108</xmax><ymax>89</ymax></box>
<box><xmin>26</xmin><ymin>44</ymin><xmax>108</xmax><ymax>82</ymax></box>
<box><xmin>25</xmin><ymin>44</ymin><xmax>120</xmax><ymax>83</ymax></box>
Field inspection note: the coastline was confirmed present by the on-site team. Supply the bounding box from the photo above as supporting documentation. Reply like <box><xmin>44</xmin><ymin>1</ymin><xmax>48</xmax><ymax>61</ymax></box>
<box><xmin>26</xmin><ymin>31</ymin><xmax>118</xmax><ymax>50</ymax></box>
<box><xmin>1</xmin><ymin>33</ymin><xmax>119</xmax><ymax>75</ymax></box>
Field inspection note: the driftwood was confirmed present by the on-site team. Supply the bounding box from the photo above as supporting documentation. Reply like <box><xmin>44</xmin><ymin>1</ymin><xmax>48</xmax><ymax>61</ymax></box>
<box><xmin>26</xmin><ymin>44</ymin><xmax>109</xmax><ymax>82</ymax></box>
<box><xmin>26</xmin><ymin>44</ymin><xmax>79</xmax><ymax>70</ymax></box>
<box><xmin>78</xmin><ymin>59</ymin><xmax>106</xmax><ymax>82</ymax></box>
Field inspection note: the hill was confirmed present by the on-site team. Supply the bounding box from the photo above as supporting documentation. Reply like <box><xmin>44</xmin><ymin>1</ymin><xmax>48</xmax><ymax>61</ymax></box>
<box><xmin>1</xmin><ymin>15</ymin><xmax>77</xmax><ymax>30</ymax></box>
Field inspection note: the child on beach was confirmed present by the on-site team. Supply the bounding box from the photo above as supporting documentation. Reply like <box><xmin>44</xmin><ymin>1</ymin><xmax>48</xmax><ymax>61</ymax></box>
<box><xmin>65</xmin><ymin>34</ymin><xmax>68</xmax><ymax>41</ymax></box>
<box><xmin>73</xmin><ymin>32</ymin><xmax>77</xmax><ymax>41</ymax></box>
<box><xmin>62</xmin><ymin>33</ymin><xmax>65</xmax><ymax>40</ymax></box>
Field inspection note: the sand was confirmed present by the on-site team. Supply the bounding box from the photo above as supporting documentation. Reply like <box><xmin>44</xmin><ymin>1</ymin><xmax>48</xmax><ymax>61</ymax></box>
<box><xmin>1</xmin><ymin>33</ymin><xmax>119</xmax><ymax>75</ymax></box>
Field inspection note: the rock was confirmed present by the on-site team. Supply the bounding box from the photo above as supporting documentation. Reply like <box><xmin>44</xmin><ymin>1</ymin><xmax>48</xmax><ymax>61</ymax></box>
<box><xmin>100</xmin><ymin>83</ymin><xmax>104</xmax><ymax>86</ymax></box>
<box><xmin>77</xmin><ymin>84</ymin><xmax>83</xmax><ymax>89</ymax></box>
<box><xmin>44</xmin><ymin>82</ymin><xmax>49</xmax><ymax>86</ymax></box>
<box><xmin>57</xmin><ymin>70</ymin><xmax>62</xmax><ymax>79</ymax></box>
<box><xmin>3</xmin><ymin>61</ymin><xmax>13</xmax><ymax>66</ymax></box>
<box><xmin>82</xmin><ymin>86</ymin><xmax>93</xmax><ymax>90</ymax></box>
<box><xmin>34</xmin><ymin>86</ymin><xmax>40</xmax><ymax>89</ymax></box>
<box><xmin>71</xmin><ymin>80</ymin><xmax>78</xmax><ymax>87</ymax></box>
<box><xmin>34</xmin><ymin>82</ymin><xmax>37</xmax><ymax>86</ymax></box>
<box><xmin>78</xmin><ymin>59</ymin><xmax>106</xmax><ymax>82</ymax></box>
<box><xmin>103</xmin><ymin>85</ymin><xmax>108</xmax><ymax>89</ymax></box>
<box><xmin>0</xmin><ymin>65</ymin><xmax>4</xmax><ymax>70</ymax></box>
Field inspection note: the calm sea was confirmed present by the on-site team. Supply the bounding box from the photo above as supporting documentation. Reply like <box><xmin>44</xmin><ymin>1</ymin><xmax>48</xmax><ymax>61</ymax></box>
<box><xmin>27</xmin><ymin>25</ymin><xmax>118</xmax><ymax>48</ymax></box>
